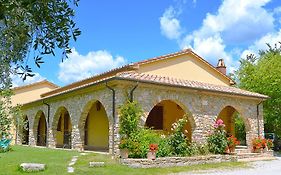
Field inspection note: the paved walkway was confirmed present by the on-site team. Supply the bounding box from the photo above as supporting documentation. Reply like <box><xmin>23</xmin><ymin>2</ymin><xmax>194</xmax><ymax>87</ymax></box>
<box><xmin>172</xmin><ymin>156</ymin><xmax>281</xmax><ymax>175</ymax></box>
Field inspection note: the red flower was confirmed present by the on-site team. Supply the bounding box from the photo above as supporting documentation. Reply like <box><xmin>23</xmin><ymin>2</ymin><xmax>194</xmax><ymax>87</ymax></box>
<box><xmin>149</xmin><ymin>144</ymin><xmax>158</xmax><ymax>152</ymax></box>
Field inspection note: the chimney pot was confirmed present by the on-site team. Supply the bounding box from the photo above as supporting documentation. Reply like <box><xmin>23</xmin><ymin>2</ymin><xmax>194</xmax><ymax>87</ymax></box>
<box><xmin>216</xmin><ymin>59</ymin><xmax>226</xmax><ymax>75</ymax></box>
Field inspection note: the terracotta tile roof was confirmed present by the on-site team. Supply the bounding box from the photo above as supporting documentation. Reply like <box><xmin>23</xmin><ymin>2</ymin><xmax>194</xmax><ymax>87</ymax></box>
<box><xmin>12</xmin><ymin>80</ymin><xmax>59</xmax><ymax>90</ymax></box>
<box><xmin>116</xmin><ymin>72</ymin><xmax>268</xmax><ymax>99</ymax></box>
<box><xmin>23</xmin><ymin>71</ymin><xmax>267</xmax><ymax>106</ymax></box>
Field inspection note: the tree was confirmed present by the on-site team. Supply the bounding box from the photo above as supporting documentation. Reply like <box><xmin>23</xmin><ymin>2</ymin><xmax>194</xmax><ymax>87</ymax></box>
<box><xmin>0</xmin><ymin>0</ymin><xmax>80</xmax><ymax>138</ymax></box>
<box><xmin>234</xmin><ymin>44</ymin><xmax>281</xmax><ymax>137</ymax></box>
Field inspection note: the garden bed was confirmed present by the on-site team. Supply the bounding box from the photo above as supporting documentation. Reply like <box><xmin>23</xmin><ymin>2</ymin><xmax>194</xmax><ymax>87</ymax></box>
<box><xmin>120</xmin><ymin>154</ymin><xmax>238</xmax><ymax>168</ymax></box>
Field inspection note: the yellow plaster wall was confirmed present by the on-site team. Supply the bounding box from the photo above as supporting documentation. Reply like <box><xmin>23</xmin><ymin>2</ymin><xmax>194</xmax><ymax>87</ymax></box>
<box><xmin>138</xmin><ymin>54</ymin><xmax>230</xmax><ymax>86</ymax></box>
<box><xmin>161</xmin><ymin>100</ymin><xmax>192</xmax><ymax>140</ymax></box>
<box><xmin>37</xmin><ymin>115</ymin><xmax>46</xmax><ymax>145</ymax></box>
<box><xmin>11</xmin><ymin>83</ymin><xmax>57</xmax><ymax>106</ymax></box>
<box><xmin>86</xmin><ymin>103</ymin><xmax>109</xmax><ymax>149</ymax></box>
<box><xmin>56</xmin><ymin>112</ymin><xmax>72</xmax><ymax>146</ymax></box>
<box><xmin>217</xmin><ymin>106</ymin><xmax>235</xmax><ymax>136</ymax></box>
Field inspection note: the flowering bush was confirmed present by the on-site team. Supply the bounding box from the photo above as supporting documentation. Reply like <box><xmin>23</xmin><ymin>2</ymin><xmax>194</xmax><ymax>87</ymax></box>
<box><xmin>227</xmin><ymin>135</ymin><xmax>240</xmax><ymax>149</ymax></box>
<box><xmin>214</xmin><ymin>119</ymin><xmax>225</xmax><ymax>129</ymax></box>
<box><xmin>207</xmin><ymin>119</ymin><xmax>228</xmax><ymax>154</ymax></box>
<box><xmin>149</xmin><ymin>143</ymin><xmax>158</xmax><ymax>152</ymax></box>
<box><xmin>169</xmin><ymin>116</ymin><xmax>189</xmax><ymax>156</ymax></box>
<box><xmin>252</xmin><ymin>137</ymin><xmax>269</xmax><ymax>152</ymax></box>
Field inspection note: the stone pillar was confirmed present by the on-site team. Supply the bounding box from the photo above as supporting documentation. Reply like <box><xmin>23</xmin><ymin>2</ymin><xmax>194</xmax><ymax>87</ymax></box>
<box><xmin>113</xmin><ymin>121</ymin><xmax>120</xmax><ymax>156</ymax></box>
<box><xmin>192</xmin><ymin>114</ymin><xmax>216</xmax><ymax>144</ymax></box>
<box><xmin>29</xmin><ymin>128</ymin><xmax>36</xmax><ymax>146</ymax></box>
<box><xmin>108</xmin><ymin>124</ymin><xmax>114</xmax><ymax>154</ymax></box>
<box><xmin>47</xmin><ymin>128</ymin><xmax>56</xmax><ymax>148</ymax></box>
<box><xmin>71</xmin><ymin>125</ymin><xmax>83</xmax><ymax>151</ymax></box>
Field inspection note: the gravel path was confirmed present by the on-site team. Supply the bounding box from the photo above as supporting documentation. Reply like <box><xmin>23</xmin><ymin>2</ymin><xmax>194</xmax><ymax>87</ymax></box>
<box><xmin>171</xmin><ymin>157</ymin><xmax>281</xmax><ymax>175</ymax></box>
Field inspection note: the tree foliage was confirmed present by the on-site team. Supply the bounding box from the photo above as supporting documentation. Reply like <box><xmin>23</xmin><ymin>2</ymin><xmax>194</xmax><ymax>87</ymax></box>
<box><xmin>235</xmin><ymin>43</ymin><xmax>281</xmax><ymax>137</ymax></box>
<box><xmin>0</xmin><ymin>0</ymin><xmax>80</xmax><ymax>87</ymax></box>
<box><xmin>0</xmin><ymin>0</ymin><xmax>80</xmax><ymax>138</ymax></box>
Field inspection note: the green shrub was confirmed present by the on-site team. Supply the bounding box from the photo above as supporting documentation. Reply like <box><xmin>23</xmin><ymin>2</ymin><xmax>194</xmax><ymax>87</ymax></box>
<box><xmin>157</xmin><ymin>135</ymin><xmax>172</xmax><ymax>157</ymax></box>
<box><xmin>207</xmin><ymin>119</ymin><xmax>228</xmax><ymax>154</ymax></box>
<box><xmin>195</xmin><ymin>143</ymin><xmax>210</xmax><ymax>155</ymax></box>
<box><xmin>128</xmin><ymin>128</ymin><xmax>161</xmax><ymax>158</ymax></box>
<box><xmin>169</xmin><ymin>116</ymin><xmax>189</xmax><ymax>156</ymax></box>
<box><xmin>234</xmin><ymin>114</ymin><xmax>246</xmax><ymax>145</ymax></box>
<box><xmin>118</xmin><ymin>101</ymin><xmax>143</xmax><ymax>139</ymax></box>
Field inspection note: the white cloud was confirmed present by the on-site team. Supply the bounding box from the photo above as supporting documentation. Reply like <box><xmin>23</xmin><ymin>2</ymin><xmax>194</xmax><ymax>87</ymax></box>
<box><xmin>241</xmin><ymin>29</ymin><xmax>281</xmax><ymax>58</ymax></box>
<box><xmin>197</xmin><ymin>0</ymin><xmax>274</xmax><ymax>44</ymax></box>
<box><xmin>160</xmin><ymin>0</ymin><xmax>276</xmax><ymax>73</ymax></box>
<box><xmin>160</xmin><ymin>6</ymin><xmax>182</xmax><ymax>40</ymax></box>
<box><xmin>58</xmin><ymin>48</ymin><xmax>127</xmax><ymax>84</ymax></box>
<box><xmin>12</xmin><ymin>72</ymin><xmax>45</xmax><ymax>87</ymax></box>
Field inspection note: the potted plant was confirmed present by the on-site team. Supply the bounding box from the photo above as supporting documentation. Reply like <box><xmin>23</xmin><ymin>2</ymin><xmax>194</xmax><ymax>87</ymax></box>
<box><xmin>227</xmin><ymin>135</ymin><xmax>240</xmax><ymax>153</ymax></box>
<box><xmin>119</xmin><ymin>138</ymin><xmax>129</xmax><ymax>158</ymax></box>
<box><xmin>147</xmin><ymin>143</ymin><xmax>158</xmax><ymax>160</ymax></box>
<box><xmin>252</xmin><ymin>137</ymin><xmax>264</xmax><ymax>153</ymax></box>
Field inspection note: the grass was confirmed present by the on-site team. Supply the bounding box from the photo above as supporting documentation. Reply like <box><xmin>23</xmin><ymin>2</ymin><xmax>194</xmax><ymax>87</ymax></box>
<box><xmin>0</xmin><ymin>145</ymin><xmax>78</xmax><ymax>175</ymax></box>
<box><xmin>0</xmin><ymin>146</ymin><xmax>248</xmax><ymax>175</ymax></box>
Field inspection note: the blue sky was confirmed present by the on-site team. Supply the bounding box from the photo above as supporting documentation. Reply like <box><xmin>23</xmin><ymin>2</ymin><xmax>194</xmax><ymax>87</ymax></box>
<box><xmin>13</xmin><ymin>0</ymin><xmax>281</xmax><ymax>87</ymax></box>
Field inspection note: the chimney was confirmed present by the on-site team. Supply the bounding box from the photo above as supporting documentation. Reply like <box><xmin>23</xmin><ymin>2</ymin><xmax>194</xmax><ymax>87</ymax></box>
<box><xmin>216</xmin><ymin>59</ymin><xmax>226</xmax><ymax>75</ymax></box>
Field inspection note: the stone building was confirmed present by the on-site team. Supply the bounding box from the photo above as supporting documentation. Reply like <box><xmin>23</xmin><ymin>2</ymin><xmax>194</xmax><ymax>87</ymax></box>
<box><xmin>13</xmin><ymin>49</ymin><xmax>268</xmax><ymax>155</ymax></box>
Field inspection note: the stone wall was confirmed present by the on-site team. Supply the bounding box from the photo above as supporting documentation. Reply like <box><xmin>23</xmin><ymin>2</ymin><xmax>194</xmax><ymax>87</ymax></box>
<box><xmin>120</xmin><ymin>155</ymin><xmax>238</xmax><ymax>168</ymax></box>
<box><xmin>19</xmin><ymin>81</ymin><xmax>264</xmax><ymax>156</ymax></box>
<box><xmin>133</xmin><ymin>84</ymin><xmax>264</xmax><ymax>147</ymax></box>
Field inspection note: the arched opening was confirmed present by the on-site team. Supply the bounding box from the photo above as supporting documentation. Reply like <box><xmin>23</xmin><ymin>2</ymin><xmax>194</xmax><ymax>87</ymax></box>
<box><xmin>54</xmin><ymin>107</ymin><xmax>72</xmax><ymax>149</ymax></box>
<box><xmin>217</xmin><ymin>106</ymin><xmax>247</xmax><ymax>145</ymax></box>
<box><xmin>22</xmin><ymin>115</ymin><xmax>29</xmax><ymax>145</ymax></box>
<box><xmin>145</xmin><ymin>100</ymin><xmax>193</xmax><ymax>140</ymax></box>
<box><xmin>81</xmin><ymin>101</ymin><xmax>109</xmax><ymax>151</ymax></box>
<box><xmin>36</xmin><ymin>112</ymin><xmax>47</xmax><ymax>146</ymax></box>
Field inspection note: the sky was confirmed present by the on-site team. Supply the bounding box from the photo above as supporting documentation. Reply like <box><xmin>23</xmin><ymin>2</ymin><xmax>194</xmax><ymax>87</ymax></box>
<box><xmin>12</xmin><ymin>0</ymin><xmax>281</xmax><ymax>87</ymax></box>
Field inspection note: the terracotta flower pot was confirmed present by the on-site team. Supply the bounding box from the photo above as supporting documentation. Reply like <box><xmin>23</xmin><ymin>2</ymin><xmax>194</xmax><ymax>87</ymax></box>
<box><xmin>229</xmin><ymin>147</ymin><xmax>235</xmax><ymax>153</ymax></box>
<box><xmin>253</xmin><ymin>148</ymin><xmax>262</xmax><ymax>153</ymax></box>
<box><xmin>147</xmin><ymin>151</ymin><xmax>156</xmax><ymax>160</ymax></box>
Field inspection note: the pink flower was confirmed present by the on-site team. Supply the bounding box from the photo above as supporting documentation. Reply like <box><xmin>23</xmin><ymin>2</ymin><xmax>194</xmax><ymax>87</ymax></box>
<box><xmin>216</xmin><ymin>119</ymin><xmax>224</xmax><ymax>125</ymax></box>
<box><xmin>214</xmin><ymin>119</ymin><xmax>225</xmax><ymax>128</ymax></box>
<box><xmin>214</xmin><ymin>123</ymin><xmax>218</xmax><ymax>128</ymax></box>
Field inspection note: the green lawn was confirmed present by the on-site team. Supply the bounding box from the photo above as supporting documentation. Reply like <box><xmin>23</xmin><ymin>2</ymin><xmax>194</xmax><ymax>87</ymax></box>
<box><xmin>0</xmin><ymin>146</ymin><xmax>247</xmax><ymax>175</ymax></box>
<box><xmin>0</xmin><ymin>146</ymin><xmax>78</xmax><ymax>175</ymax></box>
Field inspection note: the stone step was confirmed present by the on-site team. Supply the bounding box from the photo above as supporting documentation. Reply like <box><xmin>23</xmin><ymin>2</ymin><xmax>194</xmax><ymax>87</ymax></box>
<box><xmin>236</xmin><ymin>145</ymin><xmax>248</xmax><ymax>149</ymax></box>
<box><xmin>237</xmin><ymin>151</ymin><xmax>274</xmax><ymax>161</ymax></box>
<box><xmin>235</xmin><ymin>145</ymin><xmax>250</xmax><ymax>154</ymax></box>
<box><xmin>235</xmin><ymin>148</ymin><xmax>250</xmax><ymax>154</ymax></box>
<box><xmin>238</xmin><ymin>156</ymin><xmax>276</xmax><ymax>162</ymax></box>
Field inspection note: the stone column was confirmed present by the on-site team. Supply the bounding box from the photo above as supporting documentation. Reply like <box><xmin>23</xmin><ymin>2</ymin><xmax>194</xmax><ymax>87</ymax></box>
<box><xmin>71</xmin><ymin>125</ymin><xmax>83</xmax><ymax>151</ymax></box>
<box><xmin>47</xmin><ymin>128</ymin><xmax>56</xmax><ymax>148</ymax></box>
<box><xmin>108</xmin><ymin>124</ymin><xmax>114</xmax><ymax>154</ymax></box>
<box><xmin>192</xmin><ymin>114</ymin><xmax>216</xmax><ymax>144</ymax></box>
<box><xmin>29</xmin><ymin>127</ymin><xmax>36</xmax><ymax>146</ymax></box>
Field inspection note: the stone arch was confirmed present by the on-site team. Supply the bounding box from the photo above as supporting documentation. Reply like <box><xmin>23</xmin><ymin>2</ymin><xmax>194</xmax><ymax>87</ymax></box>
<box><xmin>144</xmin><ymin>99</ymin><xmax>196</xmax><ymax>140</ymax></box>
<box><xmin>216</xmin><ymin>105</ymin><xmax>251</xmax><ymax>145</ymax></box>
<box><xmin>21</xmin><ymin>115</ymin><xmax>29</xmax><ymax>145</ymax></box>
<box><xmin>78</xmin><ymin>100</ymin><xmax>109</xmax><ymax>151</ymax></box>
<box><xmin>52</xmin><ymin>106</ymin><xmax>72</xmax><ymax>148</ymax></box>
<box><xmin>33</xmin><ymin>110</ymin><xmax>47</xmax><ymax>146</ymax></box>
